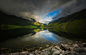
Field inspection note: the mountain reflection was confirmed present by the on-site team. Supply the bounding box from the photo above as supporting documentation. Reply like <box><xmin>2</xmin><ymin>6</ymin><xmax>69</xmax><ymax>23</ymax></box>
<box><xmin>0</xmin><ymin>29</ymin><xmax>73</xmax><ymax>47</ymax></box>
<box><xmin>0</xmin><ymin>29</ymin><xmax>73</xmax><ymax>53</ymax></box>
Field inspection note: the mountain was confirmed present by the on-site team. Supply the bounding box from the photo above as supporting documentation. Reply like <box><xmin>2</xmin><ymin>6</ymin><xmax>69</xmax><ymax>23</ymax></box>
<box><xmin>49</xmin><ymin>9</ymin><xmax>86</xmax><ymax>24</ymax></box>
<box><xmin>46</xmin><ymin>9</ymin><xmax>86</xmax><ymax>38</ymax></box>
<box><xmin>47</xmin><ymin>9</ymin><xmax>86</xmax><ymax>26</ymax></box>
<box><xmin>0</xmin><ymin>11</ymin><xmax>35</xmax><ymax>26</ymax></box>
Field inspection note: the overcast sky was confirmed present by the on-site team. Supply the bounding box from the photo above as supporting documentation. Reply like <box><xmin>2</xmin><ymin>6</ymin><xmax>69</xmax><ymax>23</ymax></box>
<box><xmin>0</xmin><ymin>0</ymin><xmax>86</xmax><ymax>24</ymax></box>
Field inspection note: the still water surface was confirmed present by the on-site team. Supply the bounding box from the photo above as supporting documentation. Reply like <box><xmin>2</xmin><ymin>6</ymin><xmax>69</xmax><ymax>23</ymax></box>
<box><xmin>0</xmin><ymin>29</ymin><xmax>74</xmax><ymax>53</ymax></box>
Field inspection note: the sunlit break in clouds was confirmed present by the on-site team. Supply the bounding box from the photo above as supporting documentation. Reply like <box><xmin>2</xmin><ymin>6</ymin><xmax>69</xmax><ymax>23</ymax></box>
<box><xmin>39</xmin><ymin>8</ymin><xmax>62</xmax><ymax>24</ymax></box>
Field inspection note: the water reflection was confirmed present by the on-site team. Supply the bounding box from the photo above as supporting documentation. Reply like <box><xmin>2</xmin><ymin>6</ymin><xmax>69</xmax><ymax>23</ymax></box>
<box><xmin>0</xmin><ymin>29</ymin><xmax>73</xmax><ymax>53</ymax></box>
<box><xmin>40</xmin><ymin>30</ymin><xmax>58</xmax><ymax>42</ymax></box>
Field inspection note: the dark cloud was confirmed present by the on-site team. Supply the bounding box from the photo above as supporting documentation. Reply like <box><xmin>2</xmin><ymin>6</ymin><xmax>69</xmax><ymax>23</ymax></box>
<box><xmin>52</xmin><ymin>0</ymin><xmax>86</xmax><ymax>21</ymax></box>
<box><xmin>0</xmin><ymin>0</ymin><xmax>86</xmax><ymax>24</ymax></box>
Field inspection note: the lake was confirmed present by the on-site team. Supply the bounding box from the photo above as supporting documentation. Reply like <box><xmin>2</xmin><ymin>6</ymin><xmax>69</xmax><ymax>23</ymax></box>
<box><xmin>0</xmin><ymin>28</ymin><xmax>75</xmax><ymax>53</ymax></box>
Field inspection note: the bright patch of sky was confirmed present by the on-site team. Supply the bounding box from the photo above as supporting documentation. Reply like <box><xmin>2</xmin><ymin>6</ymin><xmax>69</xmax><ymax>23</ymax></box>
<box><xmin>39</xmin><ymin>8</ymin><xmax>62</xmax><ymax>24</ymax></box>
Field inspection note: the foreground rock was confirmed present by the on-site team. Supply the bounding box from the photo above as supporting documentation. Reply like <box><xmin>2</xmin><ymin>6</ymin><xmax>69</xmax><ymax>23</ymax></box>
<box><xmin>1</xmin><ymin>41</ymin><xmax>86</xmax><ymax>55</ymax></box>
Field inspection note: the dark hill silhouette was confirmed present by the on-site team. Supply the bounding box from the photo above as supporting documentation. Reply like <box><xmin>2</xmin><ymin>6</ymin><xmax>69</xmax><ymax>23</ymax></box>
<box><xmin>0</xmin><ymin>11</ymin><xmax>36</xmax><ymax>26</ymax></box>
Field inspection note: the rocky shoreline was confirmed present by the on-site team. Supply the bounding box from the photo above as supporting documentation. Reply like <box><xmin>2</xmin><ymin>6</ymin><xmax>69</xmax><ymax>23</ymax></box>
<box><xmin>1</xmin><ymin>41</ymin><xmax>86</xmax><ymax>55</ymax></box>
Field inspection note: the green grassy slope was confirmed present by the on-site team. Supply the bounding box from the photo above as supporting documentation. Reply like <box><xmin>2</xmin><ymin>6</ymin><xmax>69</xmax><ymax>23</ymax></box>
<box><xmin>46</xmin><ymin>9</ymin><xmax>86</xmax><ymax>40</ymax></box>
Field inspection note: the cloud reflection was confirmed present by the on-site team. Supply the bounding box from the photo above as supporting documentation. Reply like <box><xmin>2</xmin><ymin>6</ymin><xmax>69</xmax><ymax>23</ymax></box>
<box><xmin>0</xmin><ymin>30</ymin><xmax>73</xmax><ymax>48</ymax></box>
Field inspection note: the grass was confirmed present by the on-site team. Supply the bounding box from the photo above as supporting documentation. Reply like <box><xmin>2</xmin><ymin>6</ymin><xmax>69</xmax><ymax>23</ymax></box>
<box><xmin>0</xmin><ymin>25</ymin><xmax>39</xmax><ymax>29</ymax></box>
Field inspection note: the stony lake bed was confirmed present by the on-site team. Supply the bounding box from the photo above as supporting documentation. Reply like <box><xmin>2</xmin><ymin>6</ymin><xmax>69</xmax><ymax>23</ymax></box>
<box><xmin>1</xmin><ymin>41</ymin><xmax>86</xmax><ymax>55</ymax></box>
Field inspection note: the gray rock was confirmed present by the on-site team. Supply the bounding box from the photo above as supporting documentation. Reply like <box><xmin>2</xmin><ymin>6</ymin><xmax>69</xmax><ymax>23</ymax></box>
<box><xmin>75</xmin><ymin>41</ymin><xmax>79</xmax><ymax>43</ymax></box>
<box><xmin>29</xmin><ymin>53</ymin><xmax>34</xmax><ymax>55</ymax></box>
<box><xmin>78</xmin><ymin>44</ymin><xmax>84</xmax><ymax>47</ymax></box>
<box><xmin>51</xmin><ymin>48</ymin><xmax>58</xmax><ymax>52</ymax></box>
<box><xmin>35</xmin><ymin>50</ymin><xmax>38</xmax><ymax>54</ymax></box>
<box><xmin>60</xmin><ymin>54</ymin><xmax>62</xmax><ymax>55</ymax></box>
<box><xmin>68</xmin><ymin>43</ymin><xmax>72</xmax><ymax>46</ymax></box>
<box><xmin>55</xmin><ymin>46</ymin><xmax>60</xmax><ymax>50</ymax></box>
<box><xmin>61</xmin><ymin>44</ymin><xmax>70</xmax><ymax>50</ymax></box>
<box><xmin>53</xmin><ymin>50</ymin><xmax>60</xmax><ymax>54</ymax></box>
<box><xmin>62</xmin><ymin>50</ymin><xmax>65</xmax><ymax>55</ymax></box>
<box><xmin>21</xmin><ymin>51</ymin><xmax>28</xmax><ymax>53</ymax></box>
<box><xmin>38</xmin><ymin>51</ymin><xmax>41</xmax><ymax>54</ymax></box>
<box><xmin>83</xmin><ymin>43</ymin><xmax>86</xmax><ymax>47</ymax></box>
<box><xmin>81</xmin><ymin>52</ymin><xmax>86</xmax><ymax>55</ymax></box>
<box><xmin>84</xmin><ymin>48</ymin><xmax>86</xmax><ymax>52</ymax></box>
<box><xmin>42</xmin><ymin>50</ymin><xmax>46</xmax><ymax>52</ymax></box>
<box><xmin>73</xmin><ymin>44</ymin><xmax>79</xmax><ymax>48</ymax></box>
<box><xmin>74</xmin><ymin>48</ymin><xmax>85</xmax><ymax>53</ymax></box>
<box><xmin>40</xmin><ymin>52</ymin><xmax>49</xmax><ymax>55</ymax></box>
<box><xmin>70</xmin><ymin>50</ymin><xmax>77</xmax><ymax>55</ymax></box>
<box><xmin>59</xmin><ymin>49</ymin><xmax>63</xmax><ymax>52</ymax></box>
<box><xmin>69</xmin><ymin>47</ymin><xmax>74</xmax><ymax>50</ymax></box>
<box><xmin>65</xmin><ymin>50</ymin><xmax>70</xmax><ymax>54</ymax></box>
<box><xmin>43</xmin><ymin>48</ymin><xmax>51</xmax><ymax>51</ymax></box>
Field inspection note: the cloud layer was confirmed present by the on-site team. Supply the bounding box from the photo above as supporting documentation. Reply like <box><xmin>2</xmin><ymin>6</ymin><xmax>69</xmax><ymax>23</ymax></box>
<box><xmin>52</xmin><ymin>0</ymin><xmax>86</xmax><ymax>21</ymax></box>
<box><xmin>0</xmin><ymin>0</ymin><xmax>86</xmax><ymax>24</ymax></box>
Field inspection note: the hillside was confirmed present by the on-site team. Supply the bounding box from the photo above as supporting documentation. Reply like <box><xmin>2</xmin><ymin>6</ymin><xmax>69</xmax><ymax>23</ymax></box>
<box><xmin>46</xmin><ymin>9</ymin><xmax>86</xmax><ymax>28</ymax></box>
<box><xmin>0</xmin><ymin>11</ymin><xmax>44</xmax><ymax>29</ymax></box>
<box><xmin>46</xmin><ymin>9</ymin><xmax>86</xmax><ymax>39</ymax></box>
<box><xmin>0</xmin><ymin>11</ymin><xmax>36</xmax><ymax>26</ymax></box>
<box><xmin>50</xmin><ymin>9</ymin><xmax>86</xmax><ymax>24</ymax></box>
